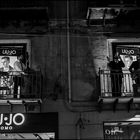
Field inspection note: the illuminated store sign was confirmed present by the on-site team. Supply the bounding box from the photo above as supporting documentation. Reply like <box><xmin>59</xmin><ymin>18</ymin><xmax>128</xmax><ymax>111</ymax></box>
<box><xmin>0</xmin><ymin>113</ymin><xmax>25</xmax><ymax>131</ymax></box>
<box><xmin>0</xmin><ymin>113</ymin><xmax>58</xmax><ymax>138</ymax></box>
<box><xmin>103</xmin><ymin>121</ymin><xmax>140</xmax><ymax>139</ymax></box>
<box><xmin>116</xmin><ymin>47</ymin><xmax>139</xmax><ymax>55</ymax></box>
<box><xmin>0</xmin><ymin>48</ymin><xmax>23</xmax><ymax>56</ymax></box>
<box><xmin>2</xmin><ymin>50</ymin><xmax>17</xmax><ymax>55</ymax></box>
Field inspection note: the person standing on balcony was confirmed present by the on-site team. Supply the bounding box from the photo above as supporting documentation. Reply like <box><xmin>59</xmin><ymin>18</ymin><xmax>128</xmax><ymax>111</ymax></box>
<box><xmin>107</xmin><ymin>52</ymin><xmax>125</xmax><ymax>97</ymax></box>
<box><xmin>14</xmin><ymin>54</ymin><xmax>26</xmax><ymax>75</ymax></box>
<box><xmin>129</xmin><ymin>54</ymin><xmax>140</xmax><ymax>96</ymax></box>
<box><xmin>13</xmin><ymin>54</ymin><xmax>26</xmax><ymax>98</ymax></box>
<box><xmin>129</xmin><ymin>54</ymin><xmax>140</xmax><ymax>84</ymax></box>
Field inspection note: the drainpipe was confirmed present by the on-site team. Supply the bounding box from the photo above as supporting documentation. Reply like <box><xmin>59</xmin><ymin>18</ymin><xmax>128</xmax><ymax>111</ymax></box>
<box><xmin>66</xmin><ymin>0</ymin><xmax>71</xmax><ymax>103</ymax></box>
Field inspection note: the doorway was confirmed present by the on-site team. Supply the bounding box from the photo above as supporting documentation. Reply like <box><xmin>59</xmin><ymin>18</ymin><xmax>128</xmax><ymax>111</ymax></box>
<box><xmin>106</xmin><ymin>38</ymin><xmax>140</xmax><ymax>97</ymax></box>
<box><xmin>112</xmin><ymin>42</ymin><xmax>140</xmax><ymax>96</ymax></box>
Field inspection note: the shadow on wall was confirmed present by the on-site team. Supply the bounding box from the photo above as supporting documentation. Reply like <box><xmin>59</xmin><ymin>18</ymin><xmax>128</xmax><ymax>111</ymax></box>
<box><xmin>71</xmin><ymin>50</ymin><xmax>98</xmax><ymax>102</ymax></box>
<box><xmin>19</xmin><ymin>66</ymin><xmax>43</xmax><ymax>98</ymax></box>
<box><xmin>42</xmin><ymin>68</ymin><xmax>66</xmax><ymax>101</ymax></box>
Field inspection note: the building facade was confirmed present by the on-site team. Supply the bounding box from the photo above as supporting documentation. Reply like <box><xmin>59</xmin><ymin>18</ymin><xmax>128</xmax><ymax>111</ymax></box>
<box><xmin>0</xmin><ymin>0</ymin><xmax>140</xmax><ymax>139</ymax></box>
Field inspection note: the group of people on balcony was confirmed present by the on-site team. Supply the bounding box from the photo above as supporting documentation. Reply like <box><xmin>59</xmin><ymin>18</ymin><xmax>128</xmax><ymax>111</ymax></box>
<box><xmin>0</xmin><ymin>54</ymin><xmax>26</xmax><ymax>98</ymax></box>
<box><xmin>107</xmin><ymin>52</ymin><xmax>140</xmax><ymax>97</ymax></box>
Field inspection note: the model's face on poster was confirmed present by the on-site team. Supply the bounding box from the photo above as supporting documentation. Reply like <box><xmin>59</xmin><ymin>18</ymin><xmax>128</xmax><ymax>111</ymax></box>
<box><xmin>120</xmin><ymin>55</ymin><xmax>136</xmax><ymax>68</ymax></box>
<box><xmin>124</xmin><ymin>57</ymin><xmax>132</xmax><ymax>68</ymax></box>
<box><xmin>1</xmin><ymin>58</ymin><xmax>10</xmax><ymax>68</ymax></box>
<box><xmin>0</xmin><ymin>56</ymin><xmax>17</xmax><ymax>68</ymax></box>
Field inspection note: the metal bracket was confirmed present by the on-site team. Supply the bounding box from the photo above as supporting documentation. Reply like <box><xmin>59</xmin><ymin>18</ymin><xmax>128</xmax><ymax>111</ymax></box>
<box><xmin>98</xmin><ymin>98</ymin><xmax>103</xmax><ymax>112</ymax></box>
<box><xmin>127</xmin><ymin>98</ymin><xmax>133</xmax><ymax>112</ymax></box>
<box><xmin>113</xmin><ymin>98</ymin><xmax>118</xmax><ymax>112</ymax></box>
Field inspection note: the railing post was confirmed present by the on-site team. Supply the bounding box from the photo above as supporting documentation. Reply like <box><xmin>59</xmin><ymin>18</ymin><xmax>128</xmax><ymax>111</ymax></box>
<box><xmin>40</xmin><ymin>71</ymin><xmax>43</xmax><ymax>99</ymax></box>
<box><xmin>98</xmin><ymin>67</ymin><xmax>101</xmax><ymax>97</ymax></box>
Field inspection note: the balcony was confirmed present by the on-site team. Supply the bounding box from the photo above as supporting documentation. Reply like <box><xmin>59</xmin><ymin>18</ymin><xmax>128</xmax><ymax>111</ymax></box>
<box><xmin>0</xmin><ymin>71</ymin><xmax>42</xmax><ymax>99</ymax></box>
<box><xmin>98</xmin><ymin>69</ymin><xmax>140</xmax><ymax>111</ymax></box>
<box><xmin>0</xmin><ymin>71</ymin><xmax>42</xmax><ymax>112</ymax></box>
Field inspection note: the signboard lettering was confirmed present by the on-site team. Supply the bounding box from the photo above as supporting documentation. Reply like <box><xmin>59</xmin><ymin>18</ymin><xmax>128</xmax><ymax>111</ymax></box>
<box><xmin>2</xmin><ymin>50</ymin><xmax>16</xmax><ymax>55</ymax></box>
<box><xmin>0</xmin><ymin>112</ymin><xmax>58</xmax><ymax>138</ymax></box>
<box><xmin>105</xmin><ymin>127</ymin><xmax>123</xmax><ymax>135</ymax></box>
<box><xmin>0</xmin><ymin>47</ymin><xmax>23</xmax><ymax>56</ymax></box>
<box><xmin>122</xmin><ymin>49</ymin><xmax>134</xmax><ymax>55</ymax></box>
<box><xmin>0</xmin><ymin>113</ymin><xmax>25</xmax><ymax>130</ymax></box>
<box><xmin>103</xmin><ymin>121</ymin><xmax>140</xmax><ymax>139</ymax></box>
<box><xmin>116</xmin><ymin>47</ymin><xmax>139</xmax><ymax>55</ymax></box>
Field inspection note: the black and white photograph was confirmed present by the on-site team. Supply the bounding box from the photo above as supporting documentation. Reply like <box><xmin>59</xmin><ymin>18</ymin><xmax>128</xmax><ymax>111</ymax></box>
<box><xmin>1</xmin><ymin>0</ymin><xmax>140</xmax><ymax>139</ymax></box>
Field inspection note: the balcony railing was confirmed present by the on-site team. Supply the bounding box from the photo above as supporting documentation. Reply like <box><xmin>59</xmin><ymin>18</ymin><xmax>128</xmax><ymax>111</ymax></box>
<box><xmin>0</xmin><ymin>71</ymin><xmax>42</xmax><ymax>99</ymax></box>
<box><xmin>99</xmin><ymin>69</ymin><xmax>140</xmax><ymax>98</ymax></box>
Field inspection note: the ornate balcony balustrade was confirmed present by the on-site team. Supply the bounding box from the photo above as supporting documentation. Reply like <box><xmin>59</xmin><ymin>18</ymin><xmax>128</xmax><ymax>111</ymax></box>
<box><xmin>99</xmin><ymin>69</ymin><xmax>140</xmax><ymax>97</ymax></box>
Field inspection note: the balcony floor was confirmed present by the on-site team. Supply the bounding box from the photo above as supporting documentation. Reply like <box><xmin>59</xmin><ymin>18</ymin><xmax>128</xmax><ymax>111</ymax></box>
<box><xmin>98</xmin><ymin>96</ymin><xmax>140</xmax><ymax>103</ymax></box>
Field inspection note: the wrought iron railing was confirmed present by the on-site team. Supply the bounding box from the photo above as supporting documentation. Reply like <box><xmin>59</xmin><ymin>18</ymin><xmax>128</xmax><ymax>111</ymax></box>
<box><xmin>99</xmin><ymin>69</ymin><xmax>140</xmax><ymax>97</ymax></box>
<box><xmin>0</xmin><ymin>71</ymin><xmax>42</xmax><ymax>99</ymax></box>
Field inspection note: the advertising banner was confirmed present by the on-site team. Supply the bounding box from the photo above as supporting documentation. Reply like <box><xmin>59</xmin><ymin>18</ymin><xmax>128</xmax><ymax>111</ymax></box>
<box><xmin>0</xmin><ymin>113</ymin><xmax>58</xmax><ymax>135</ymax></box>
<box><xmin>116</xmin><ymin>47</ymin><xmax>139</xmax><ymax>56</ymax></box>
<box><xmin>104</xmin><ymin>121</ymin><xmax>140</xmax><ymax>139</ymax></box>
<box><xmin>0</xmin><ymin>47</ymin><xmax>23</xmax><ymax>56</ymax></box>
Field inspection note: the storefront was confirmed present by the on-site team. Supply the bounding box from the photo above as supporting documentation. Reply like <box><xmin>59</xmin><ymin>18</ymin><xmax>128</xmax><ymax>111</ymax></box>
<box><xmin>0</xmin><ymin>112</ymin><xmax>58</xmax><ymax>139</ymax></box>
<box><xmin>103</xmin><ymin>115</ymin><xmax>140</xmax><ymax>139</ymax></box>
